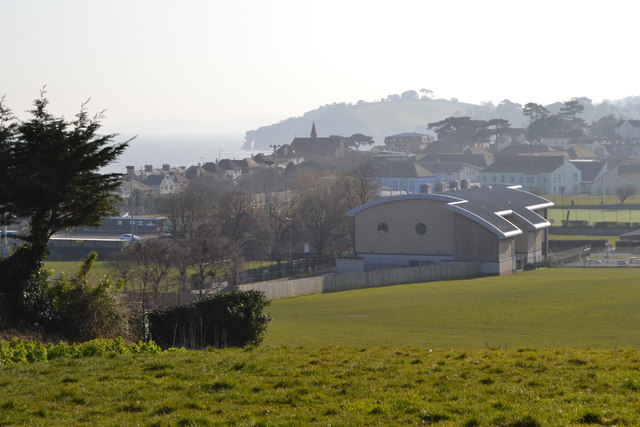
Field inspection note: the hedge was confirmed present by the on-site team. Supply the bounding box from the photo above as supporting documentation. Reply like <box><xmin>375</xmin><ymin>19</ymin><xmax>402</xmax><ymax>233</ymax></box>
<box><xmin>148</xmin><ymin>290</ymin><xmax>270</xmax><ymax>350</ymax></box>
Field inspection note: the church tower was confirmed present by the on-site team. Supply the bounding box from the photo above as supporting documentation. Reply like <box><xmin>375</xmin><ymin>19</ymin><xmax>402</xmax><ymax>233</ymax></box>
<box><xmin>310</xmin><ymin>121</ymin><xmax>317</xmax><ymax>139</ymax></box>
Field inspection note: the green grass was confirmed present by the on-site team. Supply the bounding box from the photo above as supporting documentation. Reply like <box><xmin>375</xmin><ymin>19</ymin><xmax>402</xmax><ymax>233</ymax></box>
<box><xmin>549</xmin><ymin>208</ymin><xmax>640</xmax><ymax>225</ymax></box>
<box><xmin>44</xmin><ymin>260</ymin><xmax>111</xmax><ymax>277</ymax></box>
<box><xmin>4</xmin><ymin>268</ymin><xmax>640</xmax><ymax>424</ymax></box>
<box><xmin>264</xmin><ymin>268</ymin><xmax>640</xmax><ymax>348</ymax></box>
<box><xmin>545</xmin><ymin>194</ymin><xmax>640</xmax><ymax>206</ymax></box>
<box><xmin>1</xmin><ymin>346</ymin><xmax>640</xmax><ymax>425</ymax></box>
<box><xmin>548</xmin><ymin>234</ymin><xmax>619</xmax><ymax>245</ymax></box>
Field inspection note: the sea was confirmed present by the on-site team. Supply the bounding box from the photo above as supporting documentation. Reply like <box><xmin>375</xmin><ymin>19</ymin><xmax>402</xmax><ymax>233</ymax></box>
<box><xmin>100</xmin><ymin>133</ymin><xmax>262</xmax><ymax>174</ymax></box>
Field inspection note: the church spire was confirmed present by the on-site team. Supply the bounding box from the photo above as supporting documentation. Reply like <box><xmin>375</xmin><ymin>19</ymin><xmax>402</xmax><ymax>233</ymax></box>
<box><xmin>311</xmin><ymin>121</ymin><xmax>317</xmax><ymax>139</ymax></box>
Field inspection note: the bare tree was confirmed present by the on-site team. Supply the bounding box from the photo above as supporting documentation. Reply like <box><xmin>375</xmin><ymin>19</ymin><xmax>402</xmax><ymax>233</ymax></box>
<box><xmin>292</xmin><ymin>173</ymin><xmax>348</xmax><ymax>256</ymax></box>
<box><xmin>217</xmin><ymin>190</ymin><xmax>269</xmax><ymax>260</ymax></box>
<box><xmin>617</xmin><ymin>184</ymin><xmax>637</xmax><ymax>204</ymax></box>
<box><xmin>134</xmin><ymin>238</ymin><xmax>173</xmax><ymax>300</ymax></box>
<box><xmin>105</xmin><ymin>248</ymin><xmax>137</xmax><ymax>291</ymax></box>
<box><xmin>186</xmin><ymin>221</ymin><xmax>240</xmax><ymax>291</ymax></box>
<box><xmin>162</xmin><ymin>175</ymin><xmax>224</xmax><ymax>241</ymax></box>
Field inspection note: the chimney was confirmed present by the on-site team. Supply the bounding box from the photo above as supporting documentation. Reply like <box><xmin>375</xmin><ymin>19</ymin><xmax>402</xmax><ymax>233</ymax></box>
<box><xmin>144</xmin><ymin>164</ymin><xmax>153</xmax><ymax>172</ymax></box>
<box><xmin>162</xmin><ymin>164</ymin><xmax>170</xmax><ymax>171</ymax></box>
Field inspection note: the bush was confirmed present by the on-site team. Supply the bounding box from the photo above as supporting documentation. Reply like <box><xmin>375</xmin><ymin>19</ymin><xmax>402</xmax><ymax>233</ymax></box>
<box><xmin>148</xmin><ymin>290</ymin><xmax>270</xmax><ymax>349</ymax></box>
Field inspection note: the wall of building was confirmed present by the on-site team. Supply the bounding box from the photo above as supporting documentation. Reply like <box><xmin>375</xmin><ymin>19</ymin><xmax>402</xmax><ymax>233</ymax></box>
<box><xmin>354</xmin><ymin>199</ymin><xmax>454</xmax><ymax>256</ymax></box>
<box><xmin>453</xmin><ymin>213</ymin><xmax>500</xmax><ymax>262</ymax></box>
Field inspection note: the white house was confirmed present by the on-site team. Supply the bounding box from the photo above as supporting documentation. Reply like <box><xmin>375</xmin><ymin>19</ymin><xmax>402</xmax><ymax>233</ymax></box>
<box><xmin>480</xmin><ymin>155</ymin><xmax>583</xmax><ymax>195</ymax></box>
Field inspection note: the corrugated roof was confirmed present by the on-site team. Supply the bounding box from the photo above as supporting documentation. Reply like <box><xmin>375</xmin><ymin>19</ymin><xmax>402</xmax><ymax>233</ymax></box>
<box><xmin>347</xmin><ymin>185</ymin><xmax>553</xmax><ymax>239</ymax></box>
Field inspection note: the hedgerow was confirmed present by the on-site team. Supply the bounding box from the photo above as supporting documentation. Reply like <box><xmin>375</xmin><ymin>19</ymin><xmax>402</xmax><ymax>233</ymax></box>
<box><xmin>0</xmin><ymin>337</ymin><xmax>176</xmax><ymax>366</ymax></box>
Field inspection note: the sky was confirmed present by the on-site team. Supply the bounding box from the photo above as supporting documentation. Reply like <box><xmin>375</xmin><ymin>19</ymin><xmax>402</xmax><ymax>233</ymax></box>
<box><xmin>2</xmin><ymin>0</ymin><xmax>639</xmax><ymax>135</ymax></box>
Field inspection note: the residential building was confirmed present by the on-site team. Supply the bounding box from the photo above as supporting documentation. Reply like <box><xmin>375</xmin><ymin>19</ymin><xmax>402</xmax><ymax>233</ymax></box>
<box><xmin>373</xmin><ymin>159</ymin><xmax>439</xmax><ymax>194</ymax></box>
<box><xmin>383</xmin><ymin>133</ymin><xmax>433</xmax><ymax>153</ymax></box>
<box><xmin>591</xmin><ymin>163</ymin><xmax>640</xmax><ymax>196</ymax></box>
<box><xmin>480</xmin><ymin>155</ymin><xmax>583</xmax><ymax>195</ymax></box>
<box><xmin>615</xmin><ymin>120</ymin><xmax>640</xmax><ymax>141</ymax></box>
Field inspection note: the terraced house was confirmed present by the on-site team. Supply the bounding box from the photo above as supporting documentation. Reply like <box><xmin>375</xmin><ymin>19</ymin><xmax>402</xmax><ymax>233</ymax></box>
<box><xmin>480</xmin><ymin>155</ymin><xmax>582</xmax><ymax>195</ymax></box>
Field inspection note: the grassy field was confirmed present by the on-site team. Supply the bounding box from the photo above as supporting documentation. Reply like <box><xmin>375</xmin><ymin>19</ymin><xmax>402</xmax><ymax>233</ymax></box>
<box><xmin>4</xmin><ymin>268</ymin><xmax>640</xmax><ymax>425</ymax></box>
<box><xmin>2</xmin><ymin>346</ymin><xmax>640</xmax><ymax>425</ymax></box>
<box><xmin>548</xmin><ymin>208</ymin><xmax>640</xmax><ymax>225</ymax></box>
<box><xmin>264</xmin><ymin>268</ymin><xmax>640</xmax><ymax>348</ymax></box>
<box><xmin>547</xmin><ymin>234</ymin><xmax>619</xmax><ymax>245</ymax></box>
<box><xmin>545</xmin><ymin>194</ymin><xmax>640</xmax><ymax>206</ymax></box>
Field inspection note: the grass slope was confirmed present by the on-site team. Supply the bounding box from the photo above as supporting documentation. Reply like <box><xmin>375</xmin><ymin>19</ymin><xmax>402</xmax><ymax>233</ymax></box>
<box><xmin>2</xmin><ymin>347</ymin><xmax>640</xmax><ymax>425</ymax></box>
<box><xmin>265</xmin><ymin>268</ymin><xmax>640</xmax><ymax>348</ymax></box>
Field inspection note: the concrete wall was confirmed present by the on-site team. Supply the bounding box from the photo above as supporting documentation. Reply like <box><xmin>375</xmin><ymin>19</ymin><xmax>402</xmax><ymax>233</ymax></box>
<box><xmin>239</xmin><ymin>261</ymin><xmax>481</xmax><ymax>300</ymax></box>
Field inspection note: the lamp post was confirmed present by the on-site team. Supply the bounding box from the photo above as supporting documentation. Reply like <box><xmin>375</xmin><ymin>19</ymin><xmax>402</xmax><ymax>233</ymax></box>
<box><xmin>265</xmin><ymin>160</ymin><xmax>274</xmax><ymax>225</ymax></box>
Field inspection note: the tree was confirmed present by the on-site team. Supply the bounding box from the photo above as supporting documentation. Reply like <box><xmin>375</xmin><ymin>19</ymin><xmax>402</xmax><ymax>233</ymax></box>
<box><xmin>559</xmin><ymin>98</ymin><xmax>587</xmax><ymax>130</ymax></box>
<box><xmin>0</xmin><ymin>92</ymin><xmax>128</xmax><ymax>316</ymax></box>
<box><xmin>184</xmin><ymin>221</ymin><xmax>240</xmax><ymax>290</ymax></box>
<box><xmin>292</xmin><ymin>173</ymin><xmax>348</xmax><ymax>256</ymax></box>
<box><xmin>135</xmin><ymin>239</ymin><xmax>173</xmax><ymax>301</ymax></box>
<box><xmin>522</xmin><ymin>102</ymin><xmax>549</xmax><ymax>127</ymax></box>
<box><xmin>476</xmin><ymin>119</ymin><xmax>511</xmax><ymax>148</ymax></box>
<box><xmin>217</xmin><ymin>190</ymin><xmax>269</xmax><ymax>260</ymax></box>
<box><xmin>428</xmin><ymin>116</ymin><xmax>486</xmax><ymax>151</ymax></box>
<box><xmin>345</xmin><ymin>133</ymin><xmax>374</xmax><ymax>152</ymax></box>
<box><xmin>617</xmin><ymin>184</ymin><xmax>637</xmax><ymax>204</ymax></box>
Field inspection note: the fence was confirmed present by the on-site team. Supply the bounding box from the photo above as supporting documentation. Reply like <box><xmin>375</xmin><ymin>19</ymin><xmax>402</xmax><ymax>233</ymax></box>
<box><xmin>238</xmin><ymin>261</ymin><xmax>481</xmax><ymax>300</ymax></box>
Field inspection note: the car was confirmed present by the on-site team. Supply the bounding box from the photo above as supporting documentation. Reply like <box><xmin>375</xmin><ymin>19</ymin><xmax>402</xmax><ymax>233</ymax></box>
<box><xmin>120</xmin><ymin>233</ymin><xmax>140</xmax><ymax>242</ymax></box>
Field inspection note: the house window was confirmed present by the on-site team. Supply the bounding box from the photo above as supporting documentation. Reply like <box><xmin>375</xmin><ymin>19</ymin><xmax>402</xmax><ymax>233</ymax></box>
<box><xmin>519</xmin><ymin>176</ymin><xmax>523</xmax><ymax>183</ymax></box>
<box><xmin>483</xmin><ymin>176</ymin><xmax>487</xmax><ymax>182</ymax></box>
<box><xmin>492</xmin><ymin>176</ymin><xmax>496</xmax><ymax>183</ymax></box>
<box><xmin>377</xmin><ymin>223</ymin><xmax>389</xmax><ymax>235</ymax></box>
<box><xmin>415</xmin><ymin>223</ymin><xmax>427</xmax><ymax>235</ymax></box>
<box><xmin>501</xmin><ymin>175</ymin><xmax>505</xmax><ymax>182</ymax></box>
<box><xmin>510</xmin><ymin>176</ymin><xmax>515</xmax><ymax>183</ymax></box>
<box><xmin>573</xmin><ymin>173</ymin><xmax>578</xmax><ymax>181</ymax></box>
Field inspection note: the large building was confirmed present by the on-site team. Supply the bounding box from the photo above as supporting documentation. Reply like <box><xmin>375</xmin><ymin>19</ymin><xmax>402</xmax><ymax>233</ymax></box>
<box><xmin>345</xmin><ymin>185</ymin><xmax>553</xmax><ymax>275</ymax></box>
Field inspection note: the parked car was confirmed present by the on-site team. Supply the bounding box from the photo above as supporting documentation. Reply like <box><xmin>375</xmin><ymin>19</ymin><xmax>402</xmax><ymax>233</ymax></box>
<box><xmin>120</xmin><ymin>233</ymin><xmax>140</xmax><ymax>242</ymax></box>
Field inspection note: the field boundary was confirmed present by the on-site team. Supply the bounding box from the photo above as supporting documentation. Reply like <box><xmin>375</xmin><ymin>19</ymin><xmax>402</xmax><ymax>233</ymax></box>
<box><xmin>238</xmin><ymin>261</ymin><xmax>481</xmax><ymax>300</ymax></box>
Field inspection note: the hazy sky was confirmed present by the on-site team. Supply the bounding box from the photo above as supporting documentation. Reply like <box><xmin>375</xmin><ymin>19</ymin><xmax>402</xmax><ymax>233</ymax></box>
<box><xmin>2</xmin><ymin>0</ymin><xmax>638</xmax><ymax>134</ymax></box>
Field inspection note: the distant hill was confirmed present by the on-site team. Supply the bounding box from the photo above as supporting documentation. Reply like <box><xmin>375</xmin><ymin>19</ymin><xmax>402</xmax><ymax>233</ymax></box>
<box><xmin>243</xmin><ymin>93</ymin><xmax>640</xmax><ymax>150</ymax></box>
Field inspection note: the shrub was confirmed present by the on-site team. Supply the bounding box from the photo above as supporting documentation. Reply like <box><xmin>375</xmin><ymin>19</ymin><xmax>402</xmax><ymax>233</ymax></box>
<box><xmin>44</xmin><ymin>252</ymin><xmax>130</xmax><ymax>341</ymax></box>
<box><xmin>148</xmin><ymin>290</ymin><xmax>271</xmax><ymax>349</ymax></box>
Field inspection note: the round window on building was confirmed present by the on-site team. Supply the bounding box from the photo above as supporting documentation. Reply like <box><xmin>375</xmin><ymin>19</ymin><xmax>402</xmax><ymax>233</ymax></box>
<box><xmin>415</xmin><ymin>223</ymin><xmax>427</xmax><ymax>235</ymax></box>
<box><xmin>377</xmin><ymin>222</ymin><xmax>389</xmax><ymax>235</ymax></box>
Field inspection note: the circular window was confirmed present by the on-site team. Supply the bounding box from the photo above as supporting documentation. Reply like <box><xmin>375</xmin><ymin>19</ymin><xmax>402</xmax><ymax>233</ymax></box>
<box><xmin>377</xmin><ymin>222</ymin><xmax>389</xmax><ymax>235</ymax></box>
<box><xmin>415</xmin><ymin>223</ymin><xmax>427</xmax><ymax>235</ymax></box>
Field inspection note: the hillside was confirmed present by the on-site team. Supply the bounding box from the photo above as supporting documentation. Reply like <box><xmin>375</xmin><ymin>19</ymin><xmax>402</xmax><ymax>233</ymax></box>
<box><xmin>243</xmin><ymin>93</ymin><xmax>640</xmax><ymax>150</ymax></box>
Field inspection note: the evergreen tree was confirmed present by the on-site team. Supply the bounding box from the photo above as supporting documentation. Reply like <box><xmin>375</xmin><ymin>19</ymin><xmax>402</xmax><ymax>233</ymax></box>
<box><xmin>0</xmin><ymin>91</ymin><xmax>128</xmax><ymax>318</ymax></box>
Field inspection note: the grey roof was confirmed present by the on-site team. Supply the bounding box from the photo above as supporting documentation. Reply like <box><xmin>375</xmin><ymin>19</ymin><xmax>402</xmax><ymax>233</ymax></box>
<box><xmin>496</xmin><ymin>143</ymin><xmax>559</xmax><ymax>157</ymax></box>
<box><xmin>570</xmin><ymin>160</ymin><xmax>605</xmax><ymax>181</ymax></box>
<box><xmin>482</xmin><ymin>155</ymin><xmax>566</xmax><ymax>174</ymax></box>
<box><xmin>420</xmin><ymin>151</ymin><xmax>492</xmax><ymax>168</ymax></box>
<box><xmin>375</xmin><ymin>160</ymin><xmax>436</xmax><ymax>178</ymax></box>
<box><xmin>142</xmin><ymin>174</ymin><xmax>168</xmax><ymax>186</ymax></box>
<box><xmin>416</xmin><ymin>161</ymin><xmax>480</xmax><ymax>174</ymax></box>
<box><xmin>385</xmin><ymin>132</ymin><xmax>427</xmax><ymax>138</ymax></box>
<box><xmin>347</xmin><ymin>185</ymin><xmax>553</xmax><ymax>239</ymax></box>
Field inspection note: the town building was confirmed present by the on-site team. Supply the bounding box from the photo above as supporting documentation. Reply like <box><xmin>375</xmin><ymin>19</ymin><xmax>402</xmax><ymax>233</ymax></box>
<box><xmin>383</xmin><ymin>132</ymin><xmax>433</xmax><ymax>153</ymax></box>
<box><xmin>345</xmin><ymin>185</ymin><xmax>553</xmax><ymax>275</ymax></box>
<box><xmin>480</xmin><ymin>155</ymin><xmax>583</xmax><ymax>195</ymax></box>
<box><xmin>289</xmin><ymin>122</ymin><xmax>347</xmax><ymax>160</ymax></box>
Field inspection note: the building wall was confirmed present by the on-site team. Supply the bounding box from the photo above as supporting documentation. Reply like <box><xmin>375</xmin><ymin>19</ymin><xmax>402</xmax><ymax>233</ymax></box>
<box><xmin>453</xmin><ymin>213</ymin><xmax>500</xmax><ymax>261</ymax></box>
<box><xmin>354</xmin><ymin>199</ymin><xmax>454</xmax><ymax>256</ymax></box>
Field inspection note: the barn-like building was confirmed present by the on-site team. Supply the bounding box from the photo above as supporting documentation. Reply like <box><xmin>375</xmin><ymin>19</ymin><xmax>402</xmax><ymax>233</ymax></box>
<box><xmin>345</xmin><ymin>185</ymin><xmax>553</xmax><ymax>275</ymax></box>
